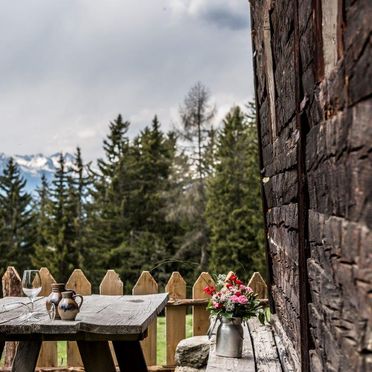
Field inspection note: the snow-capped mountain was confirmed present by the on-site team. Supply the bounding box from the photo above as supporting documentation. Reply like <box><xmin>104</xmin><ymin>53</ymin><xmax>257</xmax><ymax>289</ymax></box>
<box><xmin>0</xmin><ymin>153</ymin><xmax>75</xmax><ymax>195</ymax></box>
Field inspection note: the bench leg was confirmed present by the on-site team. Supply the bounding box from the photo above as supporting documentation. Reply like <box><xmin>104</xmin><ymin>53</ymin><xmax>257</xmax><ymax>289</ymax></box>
<box><xmin>11</xmin><ymin>340</ymin><xmax>41</xmax><ymax>372</ymax></box>
<box><xmin>113</xmin><ymin>341</ymin><xmax>147</xmax><ymax>372</ymax></box>
<box><xmin>77</xmin><ymin>341</ymin><xmax>116</xmax><ymax>372</ymax></box>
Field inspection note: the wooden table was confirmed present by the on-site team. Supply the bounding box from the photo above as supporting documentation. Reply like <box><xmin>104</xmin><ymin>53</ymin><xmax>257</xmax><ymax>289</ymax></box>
<box><xmin>0</xmin><ymin>293</ymin><xmax>168</xmax><ymax>372</ymax></box>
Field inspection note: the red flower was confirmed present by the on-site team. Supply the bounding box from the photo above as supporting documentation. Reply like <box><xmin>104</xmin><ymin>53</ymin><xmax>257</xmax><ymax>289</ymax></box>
<box><xmin>235</xmin><ymin>279</ymin><xmax>243</xmax><ymax>285</ymax></box>
<box><xmin>203</xmin><ymin>285</ymin><xmax>216</xmax><ymax>296</ymax></box>
<box><xmin>230</xmin><ymin>274</ymin><xmax>237</xmax><ymax>283</ymax></box>
<box><xmin>235</xmin><ymin>291</ymin><xmax>241</xmax><ymax>297</ymax></box>
<box><xmin>226</xmin><ymin>283</ymin><xmax>233</xmax><ymax>288</ymax></box>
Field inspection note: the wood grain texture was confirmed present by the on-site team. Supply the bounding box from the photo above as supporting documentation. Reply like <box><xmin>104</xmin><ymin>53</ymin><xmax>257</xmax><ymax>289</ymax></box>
<box><xmin>248</xmin><ymin>318</ymin><xmax>282</xmax><ymax>372</ymax></box>
<box><xmin>37</xmin><ymin>268</ymin><xmax>58</xmax><ymax>368</ymax></box>
<box><xmin>132</xmin><ymin>271</ymin><xmax>158</xmax><ymax>366</ymax></box>
<box><xmin>77</xmin><ymin>341</ymin><xmax>116</xmax><ymax>372</ymax></box>
<box><xmin>0</xmin><ymin>294</ymin><xmax>168</xmax><ymax>338</ymax></box>
<box><xmin>248</xmin><ymin>272</ymin><xmax>268</xmax><ymax>299</ymax></box>
<box><xmin>2</xmin><ymin>266</ymin><xmax>22</xmax><ymax>368</ymax></box>
<box><xmin>165</xmin><ymin>272</ymin><xmax>186</xmax><ymax>366</ymax></box>
<box><xmin>66</xmin><ymin>269</ymin><xmax>92</xmax><ymax>368</ymax></box>
<box><xmin>99</xmin><ymin>270</ymin><xmax>123</xmax><ymax>296</ymax></box>
<box><xmin>193</xmin><ymin>272</ymin><xmax>214</xmax><ymax>336</ymax></box>
<box><xmin>11</xmin><ymin>340</ymin><xmax>41</xmax><ymax>372</ymax></box>
<box><xmin>206</xmin><ymin>325</ymin><xmax>255</xmax><ymax>372</ymax></box>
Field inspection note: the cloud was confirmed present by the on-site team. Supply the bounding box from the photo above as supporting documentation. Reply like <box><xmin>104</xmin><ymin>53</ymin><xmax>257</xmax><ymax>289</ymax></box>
<box><xmin>170</xmin><ymin>0</ymin><xmax>249</xmax><ymax>30</ymax></box>
<box><xmin>0</xmin><ymin>0</ymin><xmax>253</xmax><ymax>161</ymax></box>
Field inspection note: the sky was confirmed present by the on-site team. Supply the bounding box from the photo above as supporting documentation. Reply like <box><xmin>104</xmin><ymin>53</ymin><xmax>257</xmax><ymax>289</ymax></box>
<box><xmin>0</xmin><ymin>0</ymin><xmax>254</xmax><ymax>161</ymax></box>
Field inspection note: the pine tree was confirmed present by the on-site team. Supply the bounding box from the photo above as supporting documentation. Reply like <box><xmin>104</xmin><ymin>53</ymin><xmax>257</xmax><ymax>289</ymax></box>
<box><xmin>176</xmin><ymin>82</ymin><xmax>215</xmax><ymax>271</ymax></box>
<box><xmin>33</xmin><ymin>154</ymin><xmax>80</xmax><ymax>281</ymax></box>
<box><xmin>0</xmin><ymin>158</ymin><xmax>35</xmax><ymax>273</ymax></box>
<box><xmin>179</xmin><ymin>81</ymin><xmax>215</xmax><ymax>181</ymax></box>
<box><xmin>86</xmin><ymin>115</ymin><xmax>131</xmax><ymax>284</ymax></box>
<box><xmin>69</xmin><ymin>147</ymin><xmax>92</xmax><ymax>270</ymax></box>
<box><xmin>111</xmin><ymin>116</ymin><xmax>176</xmax><ymax>288</ymax></box>
<box><xmin>32</xmin><ymin>174</ymin><xmax>53</xmax><ymax>269</ymax></box>
<box><xmin>205</xmin><ymin>105</ymin><xmax>265</xmax><ymax>279</ymax></box>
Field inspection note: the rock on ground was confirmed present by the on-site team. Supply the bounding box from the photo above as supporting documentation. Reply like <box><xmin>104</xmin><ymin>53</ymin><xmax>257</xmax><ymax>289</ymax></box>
<box><xmin>175</xmin><ymin>335</ymin><xmax>210</xmax><ymax>369</ymax></box>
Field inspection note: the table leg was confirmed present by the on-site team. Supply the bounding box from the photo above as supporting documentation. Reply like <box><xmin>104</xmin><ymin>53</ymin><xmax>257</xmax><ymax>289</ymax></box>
<box><xmin>77</xmin><ymin>341</ymin><xmax>116</xmax><ymax>372</ymax></box>
<box><xmin>11</xmin><ymin>340</ymin><xmax>41</xmax><ymax>372</ymax></box>
<box><xmin>113</xmin><ymin>341</ymin><xmax>147</xmax><ymax>372</ymax></box>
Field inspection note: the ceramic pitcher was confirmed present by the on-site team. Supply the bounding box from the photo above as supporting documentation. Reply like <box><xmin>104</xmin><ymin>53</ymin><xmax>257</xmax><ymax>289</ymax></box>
<box><xmin>57</xmin><ymin>291</ymin><xmax>83</xmax><ymax>321</ymax></box>
<box><xmin>46</xmin><ymin>283</ymin><xmax>73</xmax><ymax>319</ymax></box>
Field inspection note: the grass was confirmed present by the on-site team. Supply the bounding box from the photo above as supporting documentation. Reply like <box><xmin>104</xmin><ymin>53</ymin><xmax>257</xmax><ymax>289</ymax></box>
<box><xmin>0</xmin><ymin>315</ymin><xmax>193</xmax><ymax>367</ymax></box>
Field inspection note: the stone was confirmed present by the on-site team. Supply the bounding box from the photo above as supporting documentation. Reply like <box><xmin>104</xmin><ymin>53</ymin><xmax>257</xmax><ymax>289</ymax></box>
<box><xmin>175</xmin><ymin>367</ymin><xmax>206</xmax><ymax>372</ymax></box>
<box><xmin>175</xmin><ymin>336</ymin><xmax>210</xmax><ymax>369</ymax></box>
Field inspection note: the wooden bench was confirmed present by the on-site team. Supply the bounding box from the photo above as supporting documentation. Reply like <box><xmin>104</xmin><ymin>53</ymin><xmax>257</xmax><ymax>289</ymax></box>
<box><xmin>206</xmin><ymin>318</ymin><xmax>293</xmax><ymax>372</ymax></box>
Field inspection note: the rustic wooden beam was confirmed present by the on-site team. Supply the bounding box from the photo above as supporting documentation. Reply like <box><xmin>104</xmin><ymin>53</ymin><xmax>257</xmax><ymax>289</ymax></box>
<box><xmin>11</xmin><ymin>340</ymin><xmax>42</xmax><ymax>372</ymax></box>
<box><xmin>77</xmin><ymin>341</ymin><xmax>116</xmax><ymax>372</ymax></box>
<box><xmin>113</xmin><ymin>341</ymin><xmax>147</xmax><ymax>372</ymax></box>
<box><xmin>166</xmin><ymin>298</ymin><xmax>269</xmax><ymax>307</ymax></box>
<box><xmin>294</xmin><ymin>0</ymin><xmax>311</xmax><ymax>370</ymax></box>
<box><xmin>249</xmin><ymin>1</ymin><xmax>276</xmax><ymax>314</ymax></box>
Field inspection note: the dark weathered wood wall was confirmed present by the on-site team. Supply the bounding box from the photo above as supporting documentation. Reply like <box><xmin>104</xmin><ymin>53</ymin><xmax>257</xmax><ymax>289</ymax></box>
<box><xmin>250</xmin><ymin>0</ymin><xmax>371</xmax><ymax>371</ymax></box>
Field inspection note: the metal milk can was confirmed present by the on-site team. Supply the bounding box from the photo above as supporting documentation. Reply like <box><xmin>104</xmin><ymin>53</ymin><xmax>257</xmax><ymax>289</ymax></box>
<box><xmin>215</xmin><ymin>317</ymin><xmax>244</xmax><ymax>358</ymax></box>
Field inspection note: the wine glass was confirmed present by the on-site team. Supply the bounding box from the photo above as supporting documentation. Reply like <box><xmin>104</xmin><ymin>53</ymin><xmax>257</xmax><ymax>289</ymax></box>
<box><xmin>21</xmin><ymin>270</ymin><xmax>42</xmax><ymax>320</ymax></box>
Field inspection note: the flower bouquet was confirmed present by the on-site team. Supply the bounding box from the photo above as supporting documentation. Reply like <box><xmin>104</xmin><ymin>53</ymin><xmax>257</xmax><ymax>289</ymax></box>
<box><xmin>203</xmin><ymin>273</ymin><xmax>269</xmax><ymax>358</ymax></box>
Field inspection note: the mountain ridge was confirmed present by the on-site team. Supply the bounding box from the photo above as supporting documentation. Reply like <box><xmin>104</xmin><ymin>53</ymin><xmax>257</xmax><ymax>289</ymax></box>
<box><xmin>0</xmin><ymin>153</ymin><xmax>75</xmax><ymax>194</ymax></box>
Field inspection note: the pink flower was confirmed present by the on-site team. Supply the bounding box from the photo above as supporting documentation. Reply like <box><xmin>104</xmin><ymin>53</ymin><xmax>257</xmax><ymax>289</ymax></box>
<box><xmin>230</xmin><ymin>295</ymin><xmax>240</xmax><ymax>303</ymax></box>
<box><xmin>238</xmin><ymin>296</ymin><xmax>248</xmax><ymax>305</ymax></box>
<box><xmin>213</xmin><ymin>302</ymin><xmax>222</xmax><ymax>309</ymax></box>
<box><xmin>247</xmin><ymin>287</ymin><xmax>253</xmax><ymax>293</ymax></box>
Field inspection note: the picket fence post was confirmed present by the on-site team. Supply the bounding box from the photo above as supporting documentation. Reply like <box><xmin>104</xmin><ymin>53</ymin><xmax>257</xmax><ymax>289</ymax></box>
<box><xmin>165</xmin><ymin>272</ymin><xmax>186</xmax><ymax>366</ymax></box>
<box><xmin>37</xmin><ymin>267</ymin><xmax>58</xmax><ymax>367</ymax></box>
<box><xmin>248</xmin><ymin>272</ymin><xmax>268</xmax><ymax>299</ymax></box>
<box><xmin>193</xmin><ymin>272</ymin><xmax>214</xmax><ymax>336</ymax></box>
<box><xmin>1</xmin><ymin>267</ymin><xmax>22</xmax><ymax>368</ymax></box>
<box><xmin>99</xmin><ymin>269</ymin><xmax>123</xmax><ymax>366</ymax></box>
<box><xmin>66</xmin><ymin>269</ymin><xmax>92</xmax><ymax>368</ymax></box>
<box><xmin>133</xmin><ymin>271</ymin><xmax>158</xmax><ymax>366</ymax></box>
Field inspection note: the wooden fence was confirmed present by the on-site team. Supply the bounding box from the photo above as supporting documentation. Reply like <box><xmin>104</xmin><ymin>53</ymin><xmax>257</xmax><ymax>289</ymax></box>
<box><xmin>0</xmin><ymin>267</ymin><xmax>268</xmax><ymax>371</ymax></box>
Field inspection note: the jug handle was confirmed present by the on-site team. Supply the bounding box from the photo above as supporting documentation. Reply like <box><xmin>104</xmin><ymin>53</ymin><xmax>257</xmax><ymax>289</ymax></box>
<box><xmin>73</xmin><ymin>294</ymin><xmax>84</xmax><ymax>310</ymax></box>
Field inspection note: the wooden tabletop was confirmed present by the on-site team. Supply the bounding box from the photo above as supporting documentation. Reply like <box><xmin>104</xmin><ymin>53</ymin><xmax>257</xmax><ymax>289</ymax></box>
<box><xmin>0</xmin><ymin>293</ymin><xmax>168</xmax><ymax>341</ymax></box>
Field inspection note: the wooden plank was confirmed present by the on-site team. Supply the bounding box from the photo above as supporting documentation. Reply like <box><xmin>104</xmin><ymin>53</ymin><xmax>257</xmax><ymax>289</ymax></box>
<box><xmin>77</xmin><ymin>341</ymin><xmax>115</xmax><ymax>372</ymax></box>
<box><xmin>248</xmin><ymin>318</ymin><xmax>282</xmax><ymax>372</ymax></box>
<box><xmin>206</xmin><ymin>325</ymin><xmax>255</xmax><ymax>372</ymax></box>
<box><xmin>37</xmin><ymin>268</ymin><xmax>58</xmax><ymax>368</ymax></box>
<box><xmin>66</xmin><ymin>269</ymin><xmax>92</xmax><ymax>368</ymax></box>
<box><xmin>99</xmin><ymin>270</ymin><xmax>123</xmax><ymax>366</ymax></box>
<box><xmin>99</xmin><ymin>270</ymin><xmax>123</xmax><ymax>296</ymax></box>
<box><xmin>193</xmin><ymin>272</ymin><xmax>214</xmax><ymax>336</ymax></box>
<box><xmin>11</xmin><ymin>340</ymin><xmax>41</xmax><ymax>372</ymax></box>
<box><xmin>0</xmin><ymin>294</ymin><xmax>168</xmax><ymax>338</ymax></box>
<box><xmin>132</xmin><ymin>271</ymin><xmax>158</xmax><ymax>366</ymax></box>
<box><xmin>271</xmin><ymin>315</ymin><xmax>298</xmax><ymax>372</ymax></box>
<box><xmin>248</xmin><ymin>272</ymin><xmax>268</xmax><ymax>299</ymax></box>
<box><xmin>165</xmin><ymin>272</ymin><xmax>186</xmax><ymax>366</ymax></box>
<box><xmin>113</xmin><ymin>340</ymin><xmax>147</xmax><ymax>372</ymax></box>
<box><xmin>2</xmin><ymin>267</ymin><xmax>22</xmax><ymax>368</ymax></box>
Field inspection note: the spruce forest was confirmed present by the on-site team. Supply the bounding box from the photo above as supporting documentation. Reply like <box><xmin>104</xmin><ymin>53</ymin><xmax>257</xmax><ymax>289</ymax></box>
<box><xmin>0</xmin><ymin>83</ymin><xmax>265</xmax><ymax>291</ymax></box>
